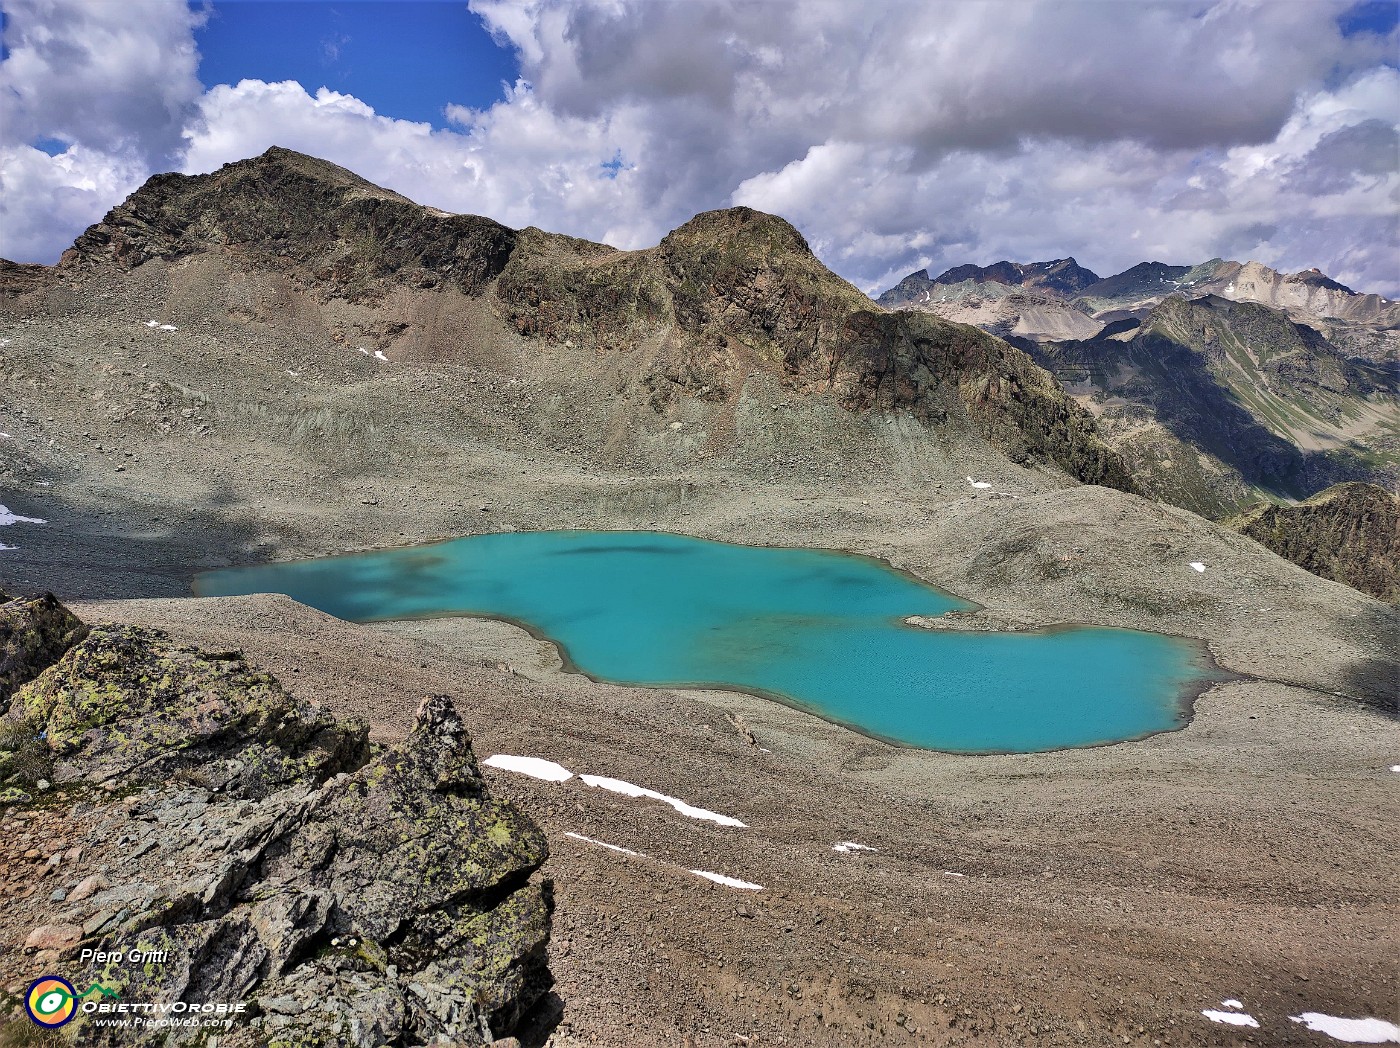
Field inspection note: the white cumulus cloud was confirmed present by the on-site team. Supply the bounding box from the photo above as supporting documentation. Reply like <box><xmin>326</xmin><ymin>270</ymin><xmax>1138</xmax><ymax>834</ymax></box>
<box><xmin>1</xmin><ymin>0</ymin><xmax>1397</xmax><ymax>298</ymax></box>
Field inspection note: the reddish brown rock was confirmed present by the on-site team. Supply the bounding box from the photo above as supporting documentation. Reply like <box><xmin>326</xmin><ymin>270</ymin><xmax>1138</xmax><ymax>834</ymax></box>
<box><xmin>24</xmin><ymin>923</ymin><xmax>82</xmax><ymax>951</ymax></box>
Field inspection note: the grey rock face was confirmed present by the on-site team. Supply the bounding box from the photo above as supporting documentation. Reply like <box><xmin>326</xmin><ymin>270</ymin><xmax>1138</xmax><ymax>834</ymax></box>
<box><xmin>4</xmin><ymin>605</ymin><xmax>553</xmax><ymax>1047</ymax></box>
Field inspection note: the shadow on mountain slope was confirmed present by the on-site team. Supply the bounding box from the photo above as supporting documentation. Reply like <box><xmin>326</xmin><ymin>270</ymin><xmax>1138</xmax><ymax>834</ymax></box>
<box><xmin>0</xmin><ymin>482</ymin><xmax>266</xmax><ymax>601</ymax></box>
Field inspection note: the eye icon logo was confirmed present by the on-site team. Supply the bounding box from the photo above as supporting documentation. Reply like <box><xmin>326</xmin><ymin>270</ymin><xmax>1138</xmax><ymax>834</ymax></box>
<box><xmin>25</xmin><ymin>976</ymin><xmax>78</xmax><ymax>1027</ymax></box>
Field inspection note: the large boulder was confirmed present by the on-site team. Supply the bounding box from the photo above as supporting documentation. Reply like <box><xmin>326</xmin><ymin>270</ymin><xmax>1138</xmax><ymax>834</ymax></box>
<box><xmin>13</xmin><ymin>624</ymin><xmax>369</xmax><ymax>794</ymax></box>
<box><xmin>2</xmin><ymin>603</ymin><xmax>554</xmax><ymax>1047</ymax></box>
<box><xmin>0</xmin><ymin>590</ymin><xmax>88</xmax><ymax>700</ymax></box>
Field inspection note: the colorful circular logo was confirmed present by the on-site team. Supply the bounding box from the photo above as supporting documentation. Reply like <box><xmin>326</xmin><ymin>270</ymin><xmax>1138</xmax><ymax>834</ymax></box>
<box><xmin>25</xmin><ymin>976</ymin><xmax>77</xmax><ymax>1027</ymax></box>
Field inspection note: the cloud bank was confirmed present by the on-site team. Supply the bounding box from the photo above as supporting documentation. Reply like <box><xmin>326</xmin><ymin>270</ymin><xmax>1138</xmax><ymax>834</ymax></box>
<box><xmin>2</xmin><ymin>0</ymin><xmax>1397</xmax><ymax>296</ymax></box>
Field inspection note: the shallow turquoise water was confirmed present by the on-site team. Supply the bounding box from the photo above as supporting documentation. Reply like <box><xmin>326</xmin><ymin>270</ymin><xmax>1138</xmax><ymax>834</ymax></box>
<box><xmin>194</xmin><ymin>530</ymin><xmax>1221</xmax><ymax>753</ymax></box>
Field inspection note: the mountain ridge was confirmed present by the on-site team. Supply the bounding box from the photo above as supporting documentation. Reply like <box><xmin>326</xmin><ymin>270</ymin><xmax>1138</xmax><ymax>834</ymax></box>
<box><xmin>18</xmin><ymin>145</ymin><xmax>1135</xmax><ymax>493</ymax></box>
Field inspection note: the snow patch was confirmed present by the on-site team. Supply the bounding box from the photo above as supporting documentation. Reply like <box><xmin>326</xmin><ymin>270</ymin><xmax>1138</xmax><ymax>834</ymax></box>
<box><xmin>1390</xmin><ymin>766</ymin><xmax>1399</xmax><ymax>773</ymax></box>
<box><xmin>1202</xmin><ymin>1010</ymin><xmax>1259</xmax><ymax>1028</ymax></box>
<box><xmin>145</xmin><ymin>320</ymin><xmax>159</xmax><ymax>328</ymax></box>
<box><xmin>1290</xmin><ymin>1013</ymin><xmax>1400</xmax><ymax>1043</ymax></box>
<box><xmin>966</xmin><ymin>476</ymin><xmax>993</xmax><ymax>489</ymax></box>
<box><xmin>482</xmin><ymin>754</ymin><xmax>573</xmax><ymax>782</ymax></box>
<box><xmin>0</xmin><ymin>543</ymin><xmax>16</xmax><ymax>551</ymax></box>
<box><xmin>374</xmin><ymin>350</ymin><xmax>389</xmax><ymax>362</ymax></box>
<box><xmin>1189</xmin><ymin>562</ymin><xmax>1206</xmax><ymax>572</ymax></box>
<box><xmin>1222</xmin><ymin>999</ymin><xmax>1243</xmax><ymax>1009</ymax></box>
<box><xmin>690</xmin><ymin>869</ymin><xmax>762</xmax><ymax>890</ymax></box>
<box><xmin>0</xmin><ymin>505</ymin><xmax>46</xmax><ymax>526</ymax></box>
<box><xmin>832</xmin><ymin>841</ymin><xmax>877</xmax><ymax>854</ymax></box>
<box><xmin>943</xmin><ymin>871</ymin><xmax>966</xmax><ymax>878</ymax></box>
<box><xmin>579</xmin><ymin>774</ymin><xmax>746</xmax><ymax>827</ymax></box>
<box><xmin>564</xmin><ymin>831</ymin><xmax>642</xmax><ymax>857</ymax></box>
<box><xmin>357</xmin><ymin>347</ymin><xmax>370</xmax><ymax>355</ymax></box>
<box><xmin>159</xmin><ymin>324</ymin><xmax>177</xmax><ymax>331</ymax></box>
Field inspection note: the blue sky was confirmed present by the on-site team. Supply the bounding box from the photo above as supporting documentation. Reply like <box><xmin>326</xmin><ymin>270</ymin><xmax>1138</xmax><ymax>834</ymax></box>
<box><xmin>2</xmin><ymin>0</ymin><xmax>1397</xmax><ymax>296</ymax></box>
<box><xmin>190</xmin><ymin>1</ymin><xmax>517</xmax><ymax>128</ymax></box>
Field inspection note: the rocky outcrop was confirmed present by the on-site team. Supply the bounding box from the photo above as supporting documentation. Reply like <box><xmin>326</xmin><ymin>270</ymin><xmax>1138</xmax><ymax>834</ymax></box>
<box><xmin>11</xmin><ymin>625</ymin><xmax>369</xmax><ymax>795</ymax></box>
<box><xmin>0</xmin><ymin>605</ymin><xmax>553</xmax><ymax>1046</ymax></box>
<box><xmin>496</xmin><ymin>205</ymin><xmax>1136</xmax><ymax>489</ymax></box>
<box><xmin>0</xmin><ymin>590</ymin><xmax>88</xmax><ymax>699</ymax></box>
<box><xmin>1229</xmin><ymin>483</ymin><xmax>1400</xmax><ymax>603</ymax></box>
<box><xmin>63</xmin><ymin>147</ymin><xmax>517</xmax><ymax>302</ymax></box>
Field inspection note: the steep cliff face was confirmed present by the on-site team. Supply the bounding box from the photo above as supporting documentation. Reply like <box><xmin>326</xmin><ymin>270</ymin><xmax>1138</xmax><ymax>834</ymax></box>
<box><xmin>0</xmin><ymin>596</ymin><xmax>554</xmax><ymax>1047</ymax></box>
<box><xmin>1230</xmin><ymin>483</ymin><xmax>1400</xmax><ymax>603</ymax></box>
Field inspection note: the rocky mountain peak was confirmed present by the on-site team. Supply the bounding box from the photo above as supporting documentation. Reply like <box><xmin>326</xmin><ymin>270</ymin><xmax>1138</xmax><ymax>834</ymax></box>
<box><xmin>63</xmin><ymin>144</ymin><xmax>517</xmax><ymax>299</ymax></box>
<box><xmin>660</xmin><ymin>206</ymin><xmax>814</xmax><ymax>258</ymax></box>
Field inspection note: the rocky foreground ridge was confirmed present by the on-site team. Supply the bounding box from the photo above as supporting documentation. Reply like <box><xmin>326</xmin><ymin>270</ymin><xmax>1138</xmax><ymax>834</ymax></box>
<box><xmin>0</xmin><ymin>591</ymin><xmax>553</xmax><ymax>1046</ymax></box>
<box><xmin>1228</xmin><ymin>482</ymin><xmax>1400</xmax><ymax>604</ymax></box>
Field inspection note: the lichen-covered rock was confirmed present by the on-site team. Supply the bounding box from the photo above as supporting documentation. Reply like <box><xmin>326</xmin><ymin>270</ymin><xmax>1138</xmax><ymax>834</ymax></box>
<box><xmin>4</xmin><ymin>604</ymin><xmax>554</xmax><ymax>1047</ymax></box>
<box><xmin>0</xmin><ymin>590</ymin><xmax>88</xmax><ymax>700</ymax></box>
<box><xmin>13</xmin><ymin>624</ymin><xmax>369</xmax><ymax>794</ymax></box>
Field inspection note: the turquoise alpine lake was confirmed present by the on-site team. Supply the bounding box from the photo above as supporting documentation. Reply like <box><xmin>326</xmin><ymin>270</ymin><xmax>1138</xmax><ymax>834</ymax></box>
<box><xmin>193</xmin><ymin>530</ymin><xmax>1222</xmax><ymax>753</ymax></box>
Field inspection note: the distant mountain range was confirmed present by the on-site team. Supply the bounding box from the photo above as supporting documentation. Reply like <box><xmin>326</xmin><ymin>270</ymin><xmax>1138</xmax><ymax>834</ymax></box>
<box><xmin>876</xmin><ymin>256</ymin><xmax>1400</xmax><ymax>520</ymax></box>
<box><xmin>879</xmin><ymin>256</ymin><xmax>1399</xmax><ymax>338</ymax></box>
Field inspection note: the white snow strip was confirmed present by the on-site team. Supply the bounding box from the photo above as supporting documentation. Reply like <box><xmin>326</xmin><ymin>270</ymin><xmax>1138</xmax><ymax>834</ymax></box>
<box><xmin>357</xmin><ymin>347</ymin><xmax>370</xmax><ymax>355</ymax></box>
<box><xmin>690</xmin><ymin>869</ymin><xmax>762</xmax><ymax>890</ymax></box>
<box><xmin>159</xmin><ymin>324</ymin><xmax>177</xmax><ymax>331</ymax></box>
<box><xmin>1203</xmin><ymin>1010</ymin><xmax>1259</xmax><ymax>1028</ymax></box>
<box><xmin>482</xmin><ymin>754</ymin><xmax>573</xmax><ymax>782</ymax></box>
<box><xmin>1291</xmin><ymin>1013</ymin><xmax>1400</xmax><ymax>1043</ymax></box>
<box><xmin>1222</xmin><ymin>999</ymin><xmax>1243</xmax><ymax>1009</ymax></box>
<box><xmin>0</xmin><ymin>505</ymin><xmax>46</xmax><ymax>526</ymax></box>
<box><xmin>286</xmin><ymin>370</ymin><xmax>300</xmax><ymax>377</ymax></box>
<box><xmin>943</xmin><ymin>871</ymin><xmax>966</xmax><ymax>878</ymax></box>
<box><xmin>564</xmin><ymin>831</ymin><xmax>643</xmax><ymax>857</ymax></box>
<box><xmin>0</xmin><ymin>543</ymin><xmax>16</xmax><ymax>551</ymax></box>
<box><xmin>1390</xmin><ymin>766</ymin><xmax>1399</xmax><ymax>773</ymax></box>
<box><xmin>373</xmin><ymin>350</ymin><xmax>389</xmax><ymax>362</ymax></box>
<box><xmin>0</xmin><ymin>338</ymin><xmax>10</xmax><ymax>346</ymax></box>
<box><xmin>145</xmin><ymin>320</ymin><xmax>159</xmax><ymax>328</ymax></box>
<box><xmin>0</xmin><ymin>433</ymin><xmax>11</xmax><ymax>438</ymax></box>
<box><xmin>966</xmin><ymin>476</ymin><xmax>993</xmax><ymax>489</ymax></box>
<box><xmin>1190</xmin><ymin>562</ymin><xmax>1206</xmax><ymax>572</ymax></box>
<box><xmin>832</xmin><ymin>841</ymin><xmax>877</xmax><ymax>853</ymax></box>
<box><xmin>579</xmin><ymin>774</ymin><xmax>746</xmax><ymax>828</ymax></box>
